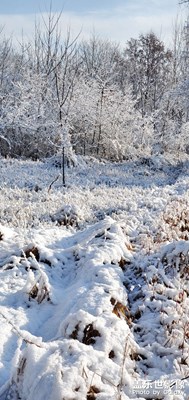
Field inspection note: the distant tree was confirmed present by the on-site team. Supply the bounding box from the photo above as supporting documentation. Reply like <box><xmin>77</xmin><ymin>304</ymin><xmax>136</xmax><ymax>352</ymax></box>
<box><xmin>170</xmin><ymin>15</ymin><xmax>185</xmax><ymax>84</ymax></box>
<box><xmin>124</xmin><ymin>32</ymin><xmax>173</xmax><ymax>116</ymax></box>
<box><xmin>79</xmin><ymin>35</ymin><xmax>126</xmax><ymax>91</ymax></box>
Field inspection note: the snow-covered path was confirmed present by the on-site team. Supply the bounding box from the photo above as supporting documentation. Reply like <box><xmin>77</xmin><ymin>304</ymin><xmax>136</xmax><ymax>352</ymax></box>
<box><xmin>0</xmin><ymin>156</ymin><xmax>189</xmax><ymax>399</ymax></box>
<box><xmin>0</xmin><ymin>218</ymin><xmax>133</xmax><ymax>399</ymax></box>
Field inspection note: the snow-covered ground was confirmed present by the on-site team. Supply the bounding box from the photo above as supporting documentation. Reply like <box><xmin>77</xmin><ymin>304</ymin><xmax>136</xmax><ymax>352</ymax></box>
<box><xmin>0</xmin><ymin>155</ymin><xmax>189</xmax><ymax>399</ymax></box>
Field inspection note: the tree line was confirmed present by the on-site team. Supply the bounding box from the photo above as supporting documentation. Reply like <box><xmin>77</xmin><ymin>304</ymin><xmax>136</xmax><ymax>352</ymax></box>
<box><xmin>0</xmin><ymin>9</ymin><xmax>189</xmax><ymax>163</ymax></box>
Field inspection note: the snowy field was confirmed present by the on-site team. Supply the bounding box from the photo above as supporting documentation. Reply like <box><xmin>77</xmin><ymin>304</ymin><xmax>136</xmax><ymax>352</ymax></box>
<box><xmin>0</xmin><ymin>155</ymin><xmax>189</xmax><ymax>399</ymax></box>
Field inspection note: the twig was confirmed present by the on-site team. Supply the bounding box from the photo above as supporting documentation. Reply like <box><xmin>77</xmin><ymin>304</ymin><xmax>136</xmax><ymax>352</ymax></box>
<box><xmin>170</xmin><ymin>374</ymin><xmax>189</xmax><ymax>388</ymax></box>
<box><xmin>117</xmin><ymin>335</ymin><xmax>130</xmax><ymax>400</ymax></box>
<box><xmin>0</xmin><ymin>310</ymin><xmax>44</xmax><ymax>348</ymax></box>
<box><xmin>90</xmin><ymin>370</ymin><xmax>117</xmax><ymax>388</ymax></box>
<box><xmin>48</xmin><ymin>174</ymin><xmax>60</xmax><ymax>193</ymax></box>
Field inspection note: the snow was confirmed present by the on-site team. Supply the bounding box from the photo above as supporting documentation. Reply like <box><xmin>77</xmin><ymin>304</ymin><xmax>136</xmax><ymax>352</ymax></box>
<box><xmin>0</xmin><ymin>155</ymin><xmax>189</xmax><ymax>399</ymax></box>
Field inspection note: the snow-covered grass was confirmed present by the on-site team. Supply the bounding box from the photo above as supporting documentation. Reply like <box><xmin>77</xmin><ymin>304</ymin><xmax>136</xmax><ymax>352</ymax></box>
<box><xmin>0</xmin><ymin>154</ymin><xmax>189</xmax><ymax>399</ymax></box>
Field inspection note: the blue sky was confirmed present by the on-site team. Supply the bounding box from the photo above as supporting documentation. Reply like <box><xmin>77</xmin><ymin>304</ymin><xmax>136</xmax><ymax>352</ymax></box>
<box><xmin>0</xmin><ymin>0</ymin><xmax>186</xmax><ymax>47</ymax></box>
<box><xmin>0</xmin><ymin>1</ymin><xmax>128</xmax><ymax>14</ymax></box>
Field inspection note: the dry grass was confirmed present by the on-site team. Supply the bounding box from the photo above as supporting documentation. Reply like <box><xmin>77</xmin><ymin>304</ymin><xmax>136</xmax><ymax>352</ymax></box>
<box><xmin>29</xmin><ymin>277</ymin><xmax>50</xmax><ymax>303</ymax></box>
<box><xmin>110</xmin><ymin>297</ymin><xmax>132</xmax><ymax>326</ymax></box>
<box><xmin>24</xmin><ymin>246</ymin><xmax>40</xmax><ymax>261</ymax></box>
<box><xmin>82</xmin><ymin>323</ymin><xmax>101</xmax><ymax>346</ymax></box>
<box><xmin>87</xmin><ymin>385</ymin><xmax>100</xmax><ymax>400</ymax></box>
<box><xmin>156</xmin><ymin>199</ymin><xmax>189</xmax><ymax>243</ymax></box>
<box><xmin>51</xmin><ymin>206</ymin><xmax>79</xmax><ymax>227</ymax></box>
<box><xmin>70</xmin><ymin>322</ymin><xmax>101</xmax><ymax>346</ymax></box>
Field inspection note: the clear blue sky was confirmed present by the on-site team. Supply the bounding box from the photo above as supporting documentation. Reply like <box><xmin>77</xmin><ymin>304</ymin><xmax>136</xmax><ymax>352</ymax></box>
<box><xmin>0</xmin><ymin>0</ymin><xmax>186</xmax><ymax>47</ymax></box>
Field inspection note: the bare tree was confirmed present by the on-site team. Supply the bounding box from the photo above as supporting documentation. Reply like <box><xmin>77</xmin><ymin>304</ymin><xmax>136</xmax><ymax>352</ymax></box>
<box><xmin>171</xmin><ymin>14</ymin><xmax>185</xmax><ymax>84</ymax></box>
<box><xmin>54</xmin><ymin>30</ymin><xmax>79</xmax><ymax>185</ymax></box>
<box><xmin>31</xmin><ymin>9</ymin><xmax>80</xmax><ymax>185</ymax></box>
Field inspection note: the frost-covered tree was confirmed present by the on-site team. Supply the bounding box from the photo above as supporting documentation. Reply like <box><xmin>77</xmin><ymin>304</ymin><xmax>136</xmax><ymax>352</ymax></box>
<box><xmin>124</xmin><ymin>32</ymin><xmax>173</xmax><ymax>116</ymax></box>
<box><xmin>0</xmin><ymin>36</ymin><xmax>28</xmax><ymax>156</ymax></box>
<box><xmin>2</xmin><ymin>12</ymin><xmax>185</xmax><ymax>160</ymax></box>
<box><xmin>154</xmin><ymin>78</ymin><xmax>189</xmax><ymax>153</ymax></box>
<box><xmin>71</xmin><ymin>77</ymin><xmax>154</xmax><ymax>160</ymax></box>
<box><xmin>1</xmin><ymin>69</ymin><xmax>57</xmax><ymax>158</ymax></box>
<box><xmin>153</xmin><ymin>10</ymin><xmax>189</xmax><ymax>155</ymax></box>
<box><xmin>79</xmin><ymin>35</ymin><xmax>126</xmax><ymax>91</ymax></box>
